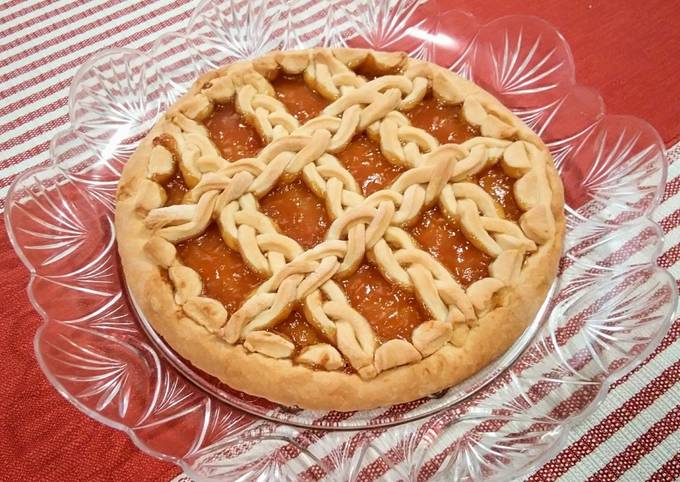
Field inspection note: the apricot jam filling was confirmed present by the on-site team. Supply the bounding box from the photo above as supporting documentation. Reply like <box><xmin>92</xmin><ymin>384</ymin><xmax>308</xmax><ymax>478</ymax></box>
<box><xmin>259</xmin><ymin>179</ymin><xmax>330</xmax><ymax>249</ymax></box>
<box><xmin>272</xmin><ymin>75</ymin><xmax>330</xmax><ymax>123</ymax></box>
<box><xmin>337</xmin><ymin>134</ymin><xmax>404</xmax><ymax>196</ymax></box>
<box><xmin>411</xmin><ymin>208</ymin><xmax>491</xmax><ymax>288</ymax></box>
<box><xmin>153</xmin><ymin>135</ymin><xmax>188</xmax><ymax>205</ymax></box>
<box><xmin>474</xmin><ymin>165</ymin><xmax>522</xmax><ymax>221</ymax></box>
<box><xmin>176</xmin><ymin>225</ymin><xmax>262</xmax><ymax>314</ymax></box>
<box><xmin>406</xmin><ymin>96</ymin><xmax>479</xmax><ymax>144</ymax></box>
<box><xmin>204</xmin><ymin>102</ymin><xmax>263</xmax><ymax>160</ymax></box>
<box><xmin>161</xmin><ymin>169</ymin><xmax>189</xmax><ymax>206</ymax></box>
<box><xmin>340</xmin><ymin>263</ymin><xmax>428</xmax><ymax>342</ymax></box>
<box><xmin>272</xmin><ymin>309</ymin><xmax>323</xmax><ymax>350</ymax></box>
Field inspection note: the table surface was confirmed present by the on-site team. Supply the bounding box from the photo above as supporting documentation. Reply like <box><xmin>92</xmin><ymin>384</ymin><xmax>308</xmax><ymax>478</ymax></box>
<box><xmin>1</xmin><ymin>1</ymin><xmax>679</xmax><ymax>481</ymax></box>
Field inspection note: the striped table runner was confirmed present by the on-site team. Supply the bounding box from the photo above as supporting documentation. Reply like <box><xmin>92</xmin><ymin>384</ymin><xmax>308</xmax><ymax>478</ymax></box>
<box><xmin>1</xmin><ymin>1</ymin><xmax>678</xmax><ymax>480</ymax></box>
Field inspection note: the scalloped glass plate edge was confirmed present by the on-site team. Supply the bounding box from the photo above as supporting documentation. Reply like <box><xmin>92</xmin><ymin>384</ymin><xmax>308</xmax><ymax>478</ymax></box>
<box><xmin>4</xmin><ymin>0</ymin><xmax>677</xmax><ymax>480</ymax></box>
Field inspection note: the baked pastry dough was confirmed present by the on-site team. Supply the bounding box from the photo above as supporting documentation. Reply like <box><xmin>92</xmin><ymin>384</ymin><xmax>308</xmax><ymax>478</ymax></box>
<box><xmin>115</xmin><ymin>48</ymin><xmax>564</xmax><ymax>410</ymax></box>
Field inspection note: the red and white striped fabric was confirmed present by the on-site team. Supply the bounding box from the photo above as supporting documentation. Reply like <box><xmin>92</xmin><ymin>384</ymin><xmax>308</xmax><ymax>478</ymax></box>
<box><xmin>1</xmin><ymin>1</ymin><xmax>678</xmax><ymax>481</ymax></box>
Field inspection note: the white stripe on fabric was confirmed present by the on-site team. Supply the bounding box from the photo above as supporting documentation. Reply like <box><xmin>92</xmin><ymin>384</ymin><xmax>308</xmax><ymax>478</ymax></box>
<box><xmin>618</xmin><ymin>429</ymin><xmax>680</xmax><ymax>482</ymax></box>
<box><xmin>0</xmin><ymin>2</ymin><xmax>196</xmax><ymax>107</ymax></box>
<box><xmin>653</xmin><ymin>148</ymin><xmax>680</xmax><ymax>221</ymax></box>
<box><xmin>659</xmin><ymin>227</ymin><xmax>680</xmax><ymax>256</ymax></box>
<box><xmin>555</xmin><ymin>377</ymin><xmax>679</xmax><ymax>482</ymax></box>
<box><xmin>1</xmin><ymin>0</ymin><xmax>114</xmax><ymax>48</ymax></box>
<box><xmin>0</xmin><ymin>0</ymin><xmax>76</xmax><ymax>31</ymax></box>
<box><xmin>541</xmin><ymin>334</ymin><xmax>680</xmax><ymax>480</ymax></box>
<box><xmin>0</xmin><ymin>4</ymin><xmax>197</xmax><ymax>158</ymax></box>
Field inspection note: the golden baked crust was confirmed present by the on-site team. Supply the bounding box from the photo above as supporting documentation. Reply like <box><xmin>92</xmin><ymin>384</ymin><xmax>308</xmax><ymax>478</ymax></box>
<box><xmin>115</xmin><ymin>48</ymin><xmax>565</xmax><ymax>411</ymax></box>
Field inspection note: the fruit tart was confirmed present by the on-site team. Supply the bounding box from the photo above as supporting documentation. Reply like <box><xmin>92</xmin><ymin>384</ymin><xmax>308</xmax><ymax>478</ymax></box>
<box><xmin>115</xmin><ymin>48</ymin><xmax>565</xmax><ymax>410</ymax></box>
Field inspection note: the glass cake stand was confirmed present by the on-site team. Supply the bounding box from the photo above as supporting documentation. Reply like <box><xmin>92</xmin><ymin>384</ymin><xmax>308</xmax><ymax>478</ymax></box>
<box><xmin>5</xmin><ymin>1</ymin><xmax>676</xmax><ymax>480</ymax></box>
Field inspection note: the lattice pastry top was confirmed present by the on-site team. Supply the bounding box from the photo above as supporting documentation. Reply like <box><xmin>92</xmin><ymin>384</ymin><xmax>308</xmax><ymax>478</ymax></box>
<box><xmin>115</xmin><ymin>48</ymin><xmax>565</xmax><ymax>411</ymax></box>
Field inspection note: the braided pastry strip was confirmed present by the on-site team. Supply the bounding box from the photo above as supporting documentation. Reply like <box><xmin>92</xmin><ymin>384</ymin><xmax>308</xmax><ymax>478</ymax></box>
<box><xmin>138</xmin><ymin>48</ymin><xmax>556</xmax><ymax>376</ymax></box>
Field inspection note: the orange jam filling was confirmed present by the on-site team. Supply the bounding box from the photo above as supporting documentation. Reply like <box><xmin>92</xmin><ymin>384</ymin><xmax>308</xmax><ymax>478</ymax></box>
<box><xmin>475</xmin><ymin>164</ymin><xmax>522</xmax><ymax>221</ymax></box>
<box><xmin>354</xmin><ymin>56</ymin><xmax>401</xmax><ymax>79</ymax></box>
<box><xmin>340</xmin><ymin>263</ymin><xmax>427</xmax><ymax>341</ymax></box>
<box><xmin>176</xmin><ymin>224</ymin><xmax>262</xmax><ymax>314</ymax></box>
<box><xmin>163</xmin><ymin>170</ymin><xmax>189</xmax><ymax>206</ymax></box>
<box><xmin>337</xmin><ymin>134</ymin><xmax>404</xmax><ymax>196</ymax></box>
<box><xmin>272</xmin><ymin>75</ymin><xmax>330</xmax><ymax>123</ymax></box>
<box><xmin>259</xmin><ymin>179</ymin><xmax>330</xmax><ymax>249</ymax></box>
<box><xmin>153</xmin><ymin>134</ymin><xmax>188</xmax><ymax>206</ymax></box>
<box><xmin>204</xmin><ymin>103</ymin><xmax>263</xmax><ymax>160</ymax></box>
<box><xmin>272</xmin><ymin>309</ymin><xmax>323</xmax><ymax>349</ymax></box>
<box><xmin>411</xmin><ymin>208</ymin><xmax>491</xmax><ymax>287</ymax></box>
<box><xmin>406</xmin><ymin>96</ymin><xmax>479</xmax><ymax>145</ymax></box>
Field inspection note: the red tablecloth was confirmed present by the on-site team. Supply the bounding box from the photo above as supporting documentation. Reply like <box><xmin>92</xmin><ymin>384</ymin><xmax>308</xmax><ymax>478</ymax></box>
<box><xmin>1</xmin><ymin>1</ymin><xmax>679</xmax><ymax>480</ymax></box>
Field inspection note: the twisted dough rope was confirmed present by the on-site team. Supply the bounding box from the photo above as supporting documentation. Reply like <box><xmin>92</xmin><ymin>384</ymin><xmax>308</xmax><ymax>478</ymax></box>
<box><xmin>136</xmin><ymin>48</ymin><xmax>556</xmax><ymax>377</ymax></box>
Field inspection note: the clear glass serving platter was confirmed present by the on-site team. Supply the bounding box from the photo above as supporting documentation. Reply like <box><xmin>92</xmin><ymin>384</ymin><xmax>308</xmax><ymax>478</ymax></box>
<box><xmin>5</xmin><ymin>0</ymin><xmax>677</xmax><ymax>480</ymax></box>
